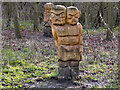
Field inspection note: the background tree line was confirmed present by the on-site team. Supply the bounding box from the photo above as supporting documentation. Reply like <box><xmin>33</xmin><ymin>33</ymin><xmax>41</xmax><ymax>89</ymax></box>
<box><xmin>1</xmin><ymin>2</ymin><xmax>120</xmax><ymax>40</ymax></box>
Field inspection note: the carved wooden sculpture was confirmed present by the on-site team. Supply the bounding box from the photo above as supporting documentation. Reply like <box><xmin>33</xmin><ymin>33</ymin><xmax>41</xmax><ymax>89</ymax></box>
<box><xmin>51</xmin><ymin>5</ymin><xmax>83</xmax><ymax>79</ymax></box>
<box><xmin>43</xmin><ymin>3</ymin><xmax>54</xmax><ymax>37</ymax></box>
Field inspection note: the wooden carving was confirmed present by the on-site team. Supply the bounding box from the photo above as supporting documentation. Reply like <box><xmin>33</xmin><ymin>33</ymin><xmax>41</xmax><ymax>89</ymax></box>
<box><xmin>44</xmin><ymin>3</ymin><xmax>54</xmax><ymax>26</ymax></box>
<box><xmin>51</xmin><ymin>5</ymin><xmax>83</xmax><ymax>79</ymax></box>
<box><xmin>43</xmin><ymin>3</ymin><xmax>54</xmax><ymax>37</ymax></box>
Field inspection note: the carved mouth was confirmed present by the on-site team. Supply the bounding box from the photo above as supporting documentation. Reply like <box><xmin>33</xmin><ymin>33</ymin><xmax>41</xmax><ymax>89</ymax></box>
<box><xmin>55</xmin><ymin>19</ymin><xmax>65</xmax><ymax>22</ymax></box>
<box><xmin>72</xmin><ymin>21</ymin><xmax>77</xmax><ymax>23</ymax></box>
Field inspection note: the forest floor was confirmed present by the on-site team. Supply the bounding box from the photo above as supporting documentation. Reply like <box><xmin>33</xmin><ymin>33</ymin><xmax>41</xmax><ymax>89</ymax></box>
<box><xmin>1</xmin><ymin>29</ymin><xmax>119</xmax><ymax>89</ymax></box>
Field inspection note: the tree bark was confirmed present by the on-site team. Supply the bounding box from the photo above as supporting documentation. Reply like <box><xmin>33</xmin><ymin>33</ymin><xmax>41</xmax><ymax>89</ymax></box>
<box><xmin>106</xmin><ymin>2</ymin><xmax>113</xmax><ymax>41</ymax></box>
<box><xmin>95</xmin><ymin>3</ymin><xmax>104</xmax><ymax>28</ymax></box>
<box><xmin>99</xmin><ymin>2</ymin><xmax>104</xmax><ymax>27</ymax></box>
<box><xmin>12</xmin><ymin>2</ymin><xmax>22</xmax><ymax>39</ymax></box>
<box><xmin>118</xmin><ymin>31</ymin><xmax>120</xmax><ymax>58</ymax></box>
<box><xmin>70</xmin><ymin>1</ymin><xmax>73</xmax><ymax>6</ymax></box>
<box><xmin>118</xmin><ymin>2</ymin><xmax>120</xmax><ymax>54</ymax></box>
<box><xmin>37</xmin><ymin>2</ymin><xmax>41</xmax><ymax>24</ymax></box>
<box><xmin>118</xmin><ymin>32</ymin><xmax>120</xmax><ymax>86</ymax></box>
<box><xmin>84</xmin><ymin>2</ymin><xmax>88</xmax><ymax>34</ymax></box>
<box><xmin>118</xmin><ymin>1</ymin><xmax>120</xmax><ymax>83</ymax></box>
<box><xmin>6</xmin><ymin>2</ymin><xmax>12</xmax><ymax>30</ymax></box>
<box><xmin>32</xmin><ymin>2</ymin><xmax>39</xmax><ymax>31</ymax></box>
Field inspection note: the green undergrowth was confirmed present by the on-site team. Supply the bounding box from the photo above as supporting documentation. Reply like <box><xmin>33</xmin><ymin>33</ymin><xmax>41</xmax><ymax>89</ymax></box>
<box><xmin>3</xmin><ymin>20</ymin><xmax>44</xmax><ymax>31</ymax></box>
<box><xmin>83</xmin><ymin>28</ymin><xmax>107</xmax><ymax>34</ymax></box>
<box><xmin>79</xmin><ymin>50</ymin><xmax>119</xmax><ymax>88</ymax></box>
<box><xmin>1</xmin><ymin>29</ymin><xmax>119</xmax><ymax>88</ymax></box>
<box><xmin>1</xmin><ymin>47</ymin><xmax>58</xmax><ymax>89</ymax></box>
<box><xmin>1</xmin><ymin>47</ymin><xmax>118</xmax><ymax>88</ymax></box>
<box><xmin>83</xmin><ymin>26</ymin><xmax>119</xmax><ymax>35</ymax></box>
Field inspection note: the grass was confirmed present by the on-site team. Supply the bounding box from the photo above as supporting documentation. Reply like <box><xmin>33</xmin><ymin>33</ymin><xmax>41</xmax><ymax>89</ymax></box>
<box><xmin>2</xmin><ymin>20</ymin><xmax>44</xmax><ymax>31</ymax></box>
<box><xmin>83</xmin><ymin>28</ymin><xmax>107</xmax><ymax>34</ymax></box>
<box><xmin>79</xmin><ymin>49</ymin><xmax>119</xmax><ymax>88</ymax></box>
<box><xmin>1</xmin><ymin>27</ymin><xmax>119</xmax><ymax>89</ymax></box>
<box><xmin>1</xmin><ymin>47</ymin><xmax>58</xmax><ymax>89</ymax></box>
<box><xmin>83</xmin><ymin>26</ymin><xmax>120</xmax><ymax>35</ymax></box>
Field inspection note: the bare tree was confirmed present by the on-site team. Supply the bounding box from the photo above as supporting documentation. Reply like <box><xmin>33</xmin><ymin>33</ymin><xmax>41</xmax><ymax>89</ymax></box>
<box><xmin>12</xmin><ymin>2</ymin><xmax>22</xmax><ymax>39</ymax></box>
<box><xmin>118</xmin><ymin>2</ymin><xmax>120</xmax><ymax>54</ymax></box>
<box><xmin>118</xmin><ymin>2</ymin><xmax>120</xmax><ymax>82</ymax></box>
<box><xmin>32</xmin><ymin>2</ymin><xmax>39</xmax><ymax>31</ymax></box>
<box><xmin>6</xmin><ymin>2</ymin><xmax>12</xmax><ymax>30</ymax></box>
<box><xmin>84</xmin><ymin>2</ymin><xmax>88</xmax><ymax>34</ymax></box>
<box><xmin>106</xmin><ymin>2</ymin><xmax>113</xmax><ymax>41</ymax></box>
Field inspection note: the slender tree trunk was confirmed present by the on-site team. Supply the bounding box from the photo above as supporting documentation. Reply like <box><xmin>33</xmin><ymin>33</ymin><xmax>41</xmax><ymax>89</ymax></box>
<box><xmin>12</xmin><ymin>2</ymin><xmax>22</xmax><ymax>39</ymax></box>
<box><xmin>106</xmin><ymin>2</ymin><xmax>113</xmax><ymax>41</ymax></box>
<box><xmin>115</xmin><ymin>12</ymin><xmax>119</xmax><ymax>27</ymax></box>
<box><xmin>70</xmin><ymin>0</ymin><xmax>73</xmax><ymax>6</ymax></box>
<box><xmin>118</xmin><ymin>1</ymin><xmax>120</xmax><ymax>84</ymax></box>
<box><xmin>37</xmin><ymin>2</ymin><xmax>41</xmax><ymax>24</ymax></box>
<box><xmin>6</xmin><ymin>2</ymin><xmax>11</xmax><ymax>30</ymax></box>
<box><xmin>99</xmin><ymin>2</ymin><xmax>104</xmax><ymax>27</ymax></box>
<box><xmin>118</xmin><ymin>30</ymin><xmax>120</xmax><ymax>86</ymax></box>
<box><xmin>118</xmin><ymin>30</ymin><xmax>120</xmax><ymax>58</ymax></box>
<box><xmin>118</xmin><ymin>1</ymin><xmax>120</xmax><ymax>55</ymax></box>
<box><xmin>32</xmin><ymin>2</ymin><xmax>39</xmax><ymax>31</ymax></box>
<box><xmin>84</xmin><ymin>2</ymin><xmax>88</xmax><ymax>34</ymax></box>
<box><xmin>95</xmin><ymin>3</ymin><xmax>104</xmax><ymax>28</ymax></box>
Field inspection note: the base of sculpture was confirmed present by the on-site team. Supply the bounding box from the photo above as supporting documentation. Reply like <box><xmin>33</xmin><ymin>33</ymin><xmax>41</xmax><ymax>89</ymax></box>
<box><xmin>58</xmin><ymin>60</ymin><xmax>79</xmax><ymax>80</ymax></box>
<box><xmin>43</xmin><ymin>26</ymin><xmax>52</xmax><ymax>37</ymax></box>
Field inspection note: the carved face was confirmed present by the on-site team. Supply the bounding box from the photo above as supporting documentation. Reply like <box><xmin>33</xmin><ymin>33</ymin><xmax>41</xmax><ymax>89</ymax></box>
<box><xmin>44</xmin><ymin>3</ymin><xmax>54</xmax><ymax>10</ymax></box>
<box><xmin>50</xmin><ymin>5</ymin><xmax>66</xmax><ymax>25</ymax></box>
<box><xmin>44</xmin><ymin>3</ymin><xmax>54</xmax><ymax>25</ymax></box>
<box><xmin>67</xmin><ymin>6</ymin><xmax>80</xmax><ymax>25</ymax></box>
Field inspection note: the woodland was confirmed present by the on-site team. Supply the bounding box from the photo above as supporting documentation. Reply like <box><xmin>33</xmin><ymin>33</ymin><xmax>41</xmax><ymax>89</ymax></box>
<box><xmin>1</xmin><ymin>2</ymin><xmax>120</xmax><ymax>89</ymax></box>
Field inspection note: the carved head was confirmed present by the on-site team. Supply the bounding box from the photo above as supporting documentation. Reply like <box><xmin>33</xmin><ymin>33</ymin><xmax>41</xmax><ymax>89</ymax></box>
<box><xmin>44</xmin><ymin>3</ymin><xmax>54</xmax><ymax>25</ymax></box>
<box><xmin>50</xmin><ymin>5</ymin><xmax>66</xmax><ymax>25</ymax></box>
<box><xmin>67</xmin><ymin>6</ymin><xmax>81</xmax><ymax>25</ymax></box>
<box><xmin>44</xmin><ymin>3</ymin><xmax>54</xmax><ymax>10</ymax></box>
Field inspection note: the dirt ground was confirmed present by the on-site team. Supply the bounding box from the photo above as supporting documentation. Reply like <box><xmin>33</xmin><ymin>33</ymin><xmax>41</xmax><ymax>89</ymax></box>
<box><xmin>2</xmin><ymin>30</ymin><xmax>119</xmax><ymax>88</ymax></box>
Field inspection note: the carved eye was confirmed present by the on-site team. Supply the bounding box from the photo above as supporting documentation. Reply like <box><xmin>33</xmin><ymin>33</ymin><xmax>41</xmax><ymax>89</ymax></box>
<box><xmin>59</xmin><ymin>13</ymin><xmax>65</xmax><ymax>18</ymax></box>
<box><xmin>68</xmin><ymin>17</ymin><xmax>71</xmax><ymax>19</ymax></box>
<box><xmin>67</xmin><ymin>14</ymin><xmax>72</xmax><ymax>18</ymax></box>
<box><xmin>69</xmin><ymin>14</ymin><xmax>73</xmax><ymax>17</ymax></box>
<box><xmin>56</xmin><ymin>14</ymin><xmax>60</xmax><ymax>16</ymax></box>
<box><xmin>73</xmin><ymin>14</ymin><xmax>78</xmax><ymax>18</ymax></box>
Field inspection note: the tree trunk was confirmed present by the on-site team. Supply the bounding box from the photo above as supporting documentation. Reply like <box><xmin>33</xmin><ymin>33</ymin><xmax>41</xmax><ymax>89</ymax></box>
<box><xmin>32</xmin><ymin>2</ymin><xmax>39</xmax><ymax>31</ymax></box>
<box><xmin>118</xmin><ymin>31</ymin><xmax>120</xmax><ymax>86</ymax></box>
<box><xmin>84</xmin><ymin>2</ymin><xmax>88</xmax><ymax>34</ymax></box>
<box><xmin>12</xmin><ymin>2</ymin><xmax>22</xmax><ymax>39</ymax></box>
<box><xmin>115</xmin><ymin>12</ymin><xmax>119</xmax><ymax>27</ymax></box>
<box><xmin>118</xmin><ymin>2</ymin><xmax>120</xmax><ymax>54</ymax></box>
<box><xmin>95</xmin><ymin>3</ymin><xmax>104</xmax><ymax>28</ymax></box>
<box><xmin>118</xmin><ymin>1</ymin><xmax>120</xmax><ymax>83</ymax></box>
<box><xmin>99</xmin><ymin>2</ymin><xmax>104</xmax><ymax>27</ymax></box>
<box><xmin>6</xmin><ymin>2</ymin><xmax>12</xmax><ymax>30</ymax></box>
<box><xmin>106</xmin><ymin>2</ymin><xmax>113</xmax><ymax>41</ymax></box>
<box><xmin>70</xmin><ymin>1</ymin><xmax>73</xmax><ymax>6</ymax></box>
<box><xmin>118</xmin><ymin>31</ymin><xmax>120</xmax><ymax>58</ymax></box>
<box><xmin>37</xmin><ymin>2</ymin><xmax>41</xmax><ymax>24</ymax></box>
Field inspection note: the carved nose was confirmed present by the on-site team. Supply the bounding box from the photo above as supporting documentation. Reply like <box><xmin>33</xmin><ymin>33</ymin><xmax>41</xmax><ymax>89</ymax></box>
<box><xmin>72</xmin><ymin>16</ymin><xmax>75</xmax><ymax>19</ymax></box>
<box><xmin>55</xmin><ymin>16</ymin><xmax>58</xmax><ymax>19</ymax></box>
